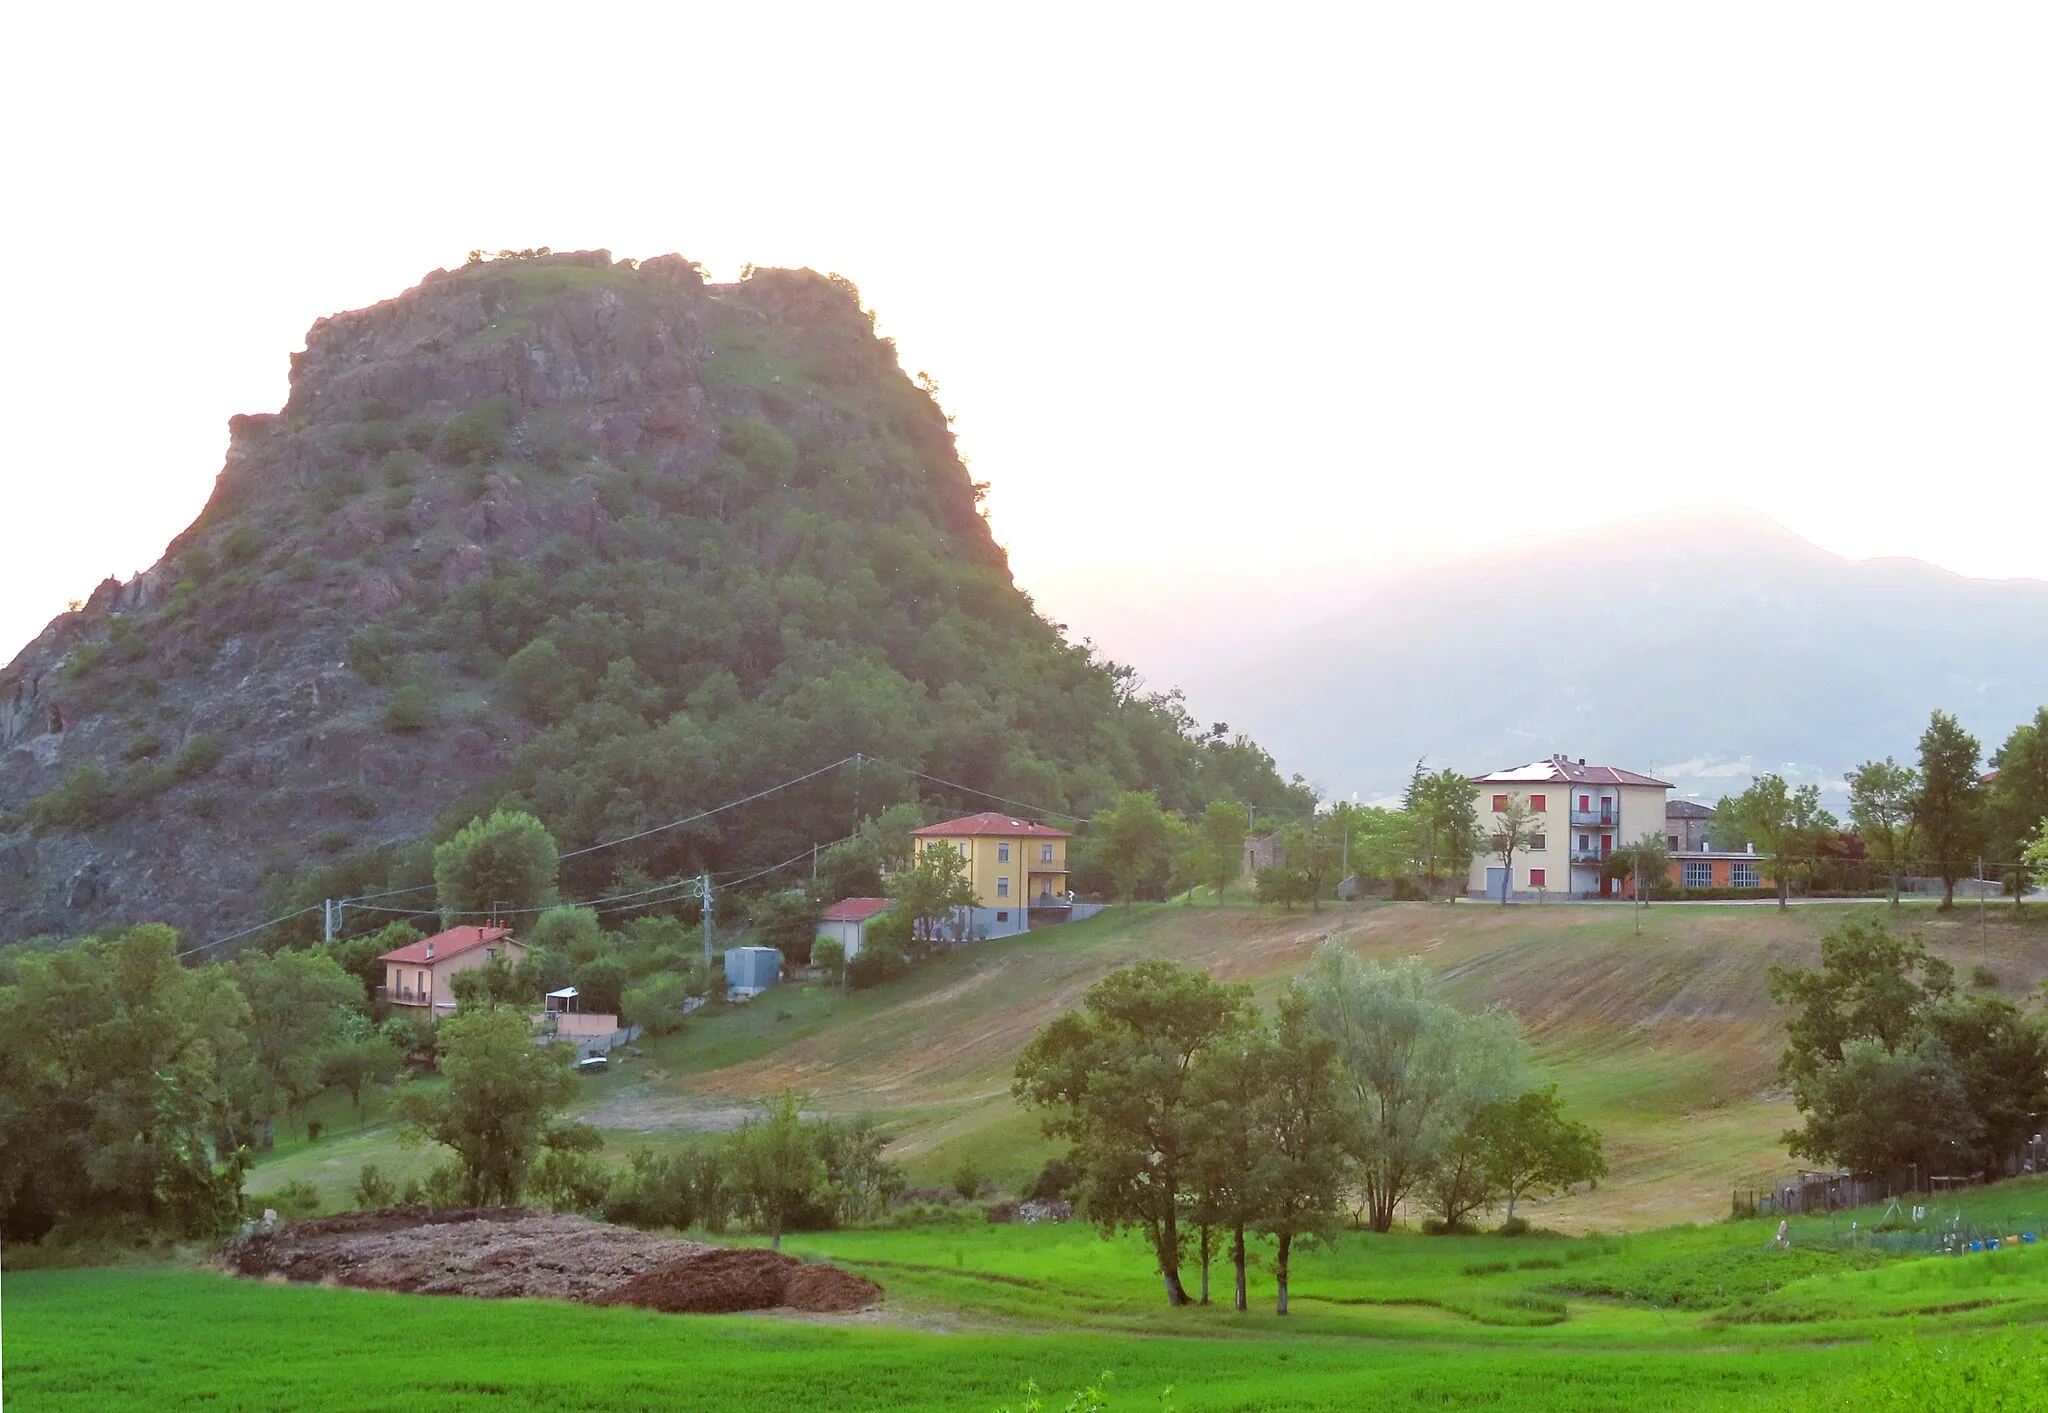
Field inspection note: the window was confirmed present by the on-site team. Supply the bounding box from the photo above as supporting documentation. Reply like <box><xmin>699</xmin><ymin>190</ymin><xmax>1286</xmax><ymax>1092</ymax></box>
<box><xmin>1041</xmin><ymin>843</ymin><xmax>1054</xmax><ymax>863</ymax></box>
<box><xmin>1683</xmin><ymin>861</ymin><xmax>1713</xmax><ymax>889</ymax></box>
<box><xmin>1731</xmin><ymin>862</ymin><xmax>1759</xmax><ymax>889</ymax></box>
<box><xmin>998</xmin><ymin>841</ymin><xmax>1011</xmax><ymax>862</ymax></box>
<box><xmin>997</xmin><ymin>876</ymin><xmax>1010</xmax><ymax>898</ymax></box>
<box><xmin>1530</xmin><ymin>794</ymin><xmax>1546</xmax><ymax>813</ymax></box>
<box><xmin>1529</xmin><ymin>868</ymin><xmax>1546</xmax><ymax>888</ymax></box>
<box><xmin>1528</xmin><ymin>834</ymin><xmax>1546</xmax><ymax>851</ymax></box>
<box><xmin>486</xmin><ymin>948</ymin><xmax>498</xmax><ymax>960</ymax></box>
<box><xmin>1667</xmin><ymin>835</ymin><xmax>1680</xmax><ymax>851</ymax></box>
<box><xmin>1492</xmin><ymin>793</ymin><xmax>1509</xmax><ymax>813</ymax></box>
<box><xmin>995</xmin><ymin>911</ymin><xmax>1009</xmax><ymax>923</ymax></box>
<box><xmin>957</xmin><ymin>841</ymin><xmax>969</xmax><ymax>858</ymax></box>
<box><xmin>1578</xmin><ymin>834</ymin><xmax>1589</xmax><ymax>850</ymax></box>
<box><xmin>1491</xmin><ymin>833</ymin><xmax>1508</xmax><ymax>851</ymax></box>
<box><xmin>1580</xmin><ymin>794</ymin><xmax>1590</xmax><ymax>811</ymax></box>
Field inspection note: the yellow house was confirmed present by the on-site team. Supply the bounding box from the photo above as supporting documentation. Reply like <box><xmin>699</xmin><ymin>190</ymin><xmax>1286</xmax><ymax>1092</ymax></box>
<box><xmin>910</xmin><ymin>811</ymin><xmax>1071</xmax><ymax>938</ymax></box>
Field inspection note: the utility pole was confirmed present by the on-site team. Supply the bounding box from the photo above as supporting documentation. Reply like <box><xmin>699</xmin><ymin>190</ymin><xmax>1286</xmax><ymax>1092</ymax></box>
<box><xmin>700</xmin><ymin>873</ymin><xmax>714</xmax><ymax>970</ymax></box>
<box><xmin>323</xmin><ymin>898</ymin><xmax>337</xmax><ymax>943</ymax></box>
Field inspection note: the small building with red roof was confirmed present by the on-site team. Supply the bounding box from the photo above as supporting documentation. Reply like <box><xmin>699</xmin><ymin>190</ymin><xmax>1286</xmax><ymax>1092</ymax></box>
<box><xmin>379</xmin><ymin>925</ymin><xmax>526</xmax><ymax>1011</ymax></box>
<box><xmin>910</xmin><ymin>811</ymin><xmax>1073</xmax><ymax>939</ymax></box>
<box><xmin>815</xmin><ymin>896</ymin><xmax>893</xmax><ymax>961</ymax></box>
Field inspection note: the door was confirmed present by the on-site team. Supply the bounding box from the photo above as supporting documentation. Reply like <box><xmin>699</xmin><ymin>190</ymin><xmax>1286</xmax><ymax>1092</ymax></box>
<box><xmin>1486</xmin><ymin>867</ymin><xmax>1510</xmax><ymax>901</ymax></box>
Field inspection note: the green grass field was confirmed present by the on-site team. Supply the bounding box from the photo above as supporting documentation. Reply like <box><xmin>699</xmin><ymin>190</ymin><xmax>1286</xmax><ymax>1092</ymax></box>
<box><xmin>19</xmin><ymin>898</ymin><xmax>2048</xmax><ymax>1409</ymax></box>
<box><xmin>15</xmin><ymin>1193</ymin><xmax>2048</xmax><ymax>1410</ymax></box>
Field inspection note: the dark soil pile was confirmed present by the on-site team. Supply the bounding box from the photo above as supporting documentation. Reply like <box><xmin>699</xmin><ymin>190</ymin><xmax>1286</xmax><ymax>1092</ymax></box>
<box><xmin>594</xmin><ymin>1246</ymin><xmax>883</xmax><ymax>1314</ymax></box>
<box><xmin>223</xmin><ymin>1206</ymin><xmax>880</xmax><ymax>1314</ymax></box>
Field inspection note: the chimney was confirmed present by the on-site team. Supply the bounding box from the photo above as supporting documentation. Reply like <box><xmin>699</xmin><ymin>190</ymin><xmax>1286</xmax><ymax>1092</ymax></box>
<box><xmin>1578</xmin><ymin>758</ymin><xmax>1586</xmax><ymax>766</ymax></box>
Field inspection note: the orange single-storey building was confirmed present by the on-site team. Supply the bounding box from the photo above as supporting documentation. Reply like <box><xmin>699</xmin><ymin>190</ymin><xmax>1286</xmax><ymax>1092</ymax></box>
<box><xmin>1666</xmin><ymin>852</ymin><xmax>1773</xmax><ymax>891</ymax></box>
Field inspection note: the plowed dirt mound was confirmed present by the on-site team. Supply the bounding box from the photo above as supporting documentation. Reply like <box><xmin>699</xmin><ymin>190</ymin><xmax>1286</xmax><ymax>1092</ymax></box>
<box><xmin>223</xmin><ymin>1207</ymin><xmax>879</xmax><ymax>1314</ymax></box>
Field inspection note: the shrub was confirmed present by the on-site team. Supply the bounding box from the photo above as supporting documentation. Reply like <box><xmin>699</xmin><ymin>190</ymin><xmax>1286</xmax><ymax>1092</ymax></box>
<box><xmin>337</xmin><ymin>420</ymin><xmax>403</xmax><ymax>457</ymax></box>
<box><xmin>721</xmin><ymin>416</ymin><xmax>798</xmax><ymax>479</ymax></box>
<box><xmin>354</xmin><ymin>1164</ymin><xmax>398</xmax><ymax>1210</ymax></box>
<box><xmin>433</xmin><ymin>398</ymin><xmax>515</xmax><ymax>465</ymax></box>
<box><xmin>951</xmin><ymin>1158</ymin><xmax>986</xmax><ymax>1202</ymax></box>
<box><xmin>346</xmin><ymin>625</ymin><xmax>399</xmax><ymax>685</ymax></box>
<box><xmin>1024</xmin><ymin>1158</ymin><xmax>1074</xmax><ymax>1202</ymax></box>
<box><xmin>221</xmin><ymin>523</ymin><xmax>265</xmax><ymax>566</ymax></box>
<box><xmin>1971</xmin><ymin>964</ymin><xmax>2000</xmax><ymax>989</ymax></box>
<box><xmin>251</xmin><ymin>1179</ymin><xmax>323</xmax><ymax>1221</ymax></box>
<box><xmin>811</xmin><ymin>937</ymin><xmax>845</xmax><ymax>972</ymax></box>
<box><xmin>168</xmin><ymin>733</ymin><xmax>224</xmax><ymax>780</ymax></box>
<box><xmin>63</xmin><ymin>641</ymin><xmax>105</xmax><ymax>681</ymax></box>
<box><xmin>381</xmin><ymin>449</ymin><xmax>425</xmax><ymax>487</ymax></box>
<box><xmin>26</xmin><ymin>765</ymin><xmax>114</xmax><ymax>832</ymax></box>
<box><xmin>621</xmin><ymin>970</ymin><xmax>697</xmax><ymax>1036</ymax></box>
<box><xmin>384</xmin><ymin>684</ymin><xmax>432</xmax><ymax>733</ymax></box>
<box><xmin>305</xmin><ymin>1120</ymin><xmax>325</xmax><ymax>1143</ymax></box>
<box><xmin>122</xmin><ymin>732</ymin><xmax>164</xmax><ymax>762</ymax></box>
<box><xmin>1498</xmin><ymin>1216</ymin><xmax>1532</xmax><ymax>1237</ymax></box>
<box><xmin>529</xmin><ymin>1149</ymin><xmax>611</xmax><ymax>1215</ymax></box>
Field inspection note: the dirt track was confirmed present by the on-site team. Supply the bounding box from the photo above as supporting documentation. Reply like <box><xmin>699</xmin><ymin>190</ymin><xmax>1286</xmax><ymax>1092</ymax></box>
<box><xmin>222</xmin><ymin>1207</ymin><xmax>880</xmax><ymax>1314</ymax></box>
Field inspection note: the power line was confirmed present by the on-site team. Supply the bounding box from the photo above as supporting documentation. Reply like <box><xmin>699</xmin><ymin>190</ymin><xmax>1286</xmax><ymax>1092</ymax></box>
<box><xmin>178</xmin><ymin>905</ymin><xmax>323</xmax><ymax>959</ymax></box>
<box><xmin>557</xmin><ymin>754</ymin><xmax>862</xmax><ymax>858</ymax></box>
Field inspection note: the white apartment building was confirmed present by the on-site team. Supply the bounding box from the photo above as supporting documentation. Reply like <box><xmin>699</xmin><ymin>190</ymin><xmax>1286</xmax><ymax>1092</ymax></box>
<box><xmin>1467</xmin><ymin>756</ymin><xmax>1671</xmax><ymax>900</ymax></box>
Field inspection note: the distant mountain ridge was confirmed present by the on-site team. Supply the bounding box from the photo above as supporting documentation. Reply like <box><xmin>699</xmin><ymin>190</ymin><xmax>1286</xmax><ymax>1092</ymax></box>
<box><xmin>1146</xmin><ymin>506</ymin><xmax>2048</xmax><ymax>804</ymax></box>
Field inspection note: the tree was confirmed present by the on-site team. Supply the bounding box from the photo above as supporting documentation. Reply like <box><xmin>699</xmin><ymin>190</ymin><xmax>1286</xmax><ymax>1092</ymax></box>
<box><xmin>320</xmin><ymin>1031</ymin><xmax>403</xmax><ymax>1123</ymax></box>
<box><xmin>1197</xmin><ymin>800</ymin><xmax>1249</xmax><ymax>898</ymax></box>
<box><xmin>399</xmin><ymin>1004</ymin><xmax>577</xmax><ymax>1205</ymax></box>
<box><xmin>896</xmin><ymin>843</ymin><xmax>978</xmax><ymax>947</ymax></box>
<box><xmin>0</xmin><ymin>926</ymin><xmax>250</xmax><ymax>1242</ymax></box>
<box><xmin>814</xmin><ymin>834</ymin><xmax>885</xmax><ymax>902</ymax></box>
<box><xmin>1301</xmin><ymin>943</ymin><xmax>1526</xmax><ymax>1232</ymax></box>
<box><xmin>1473</xmin><ymin>1086</ymin><xmax>1606</xmax><ymax>1224</ymax></box>
<box><xmin>1915</xmin><ymin>710</ymin><xmax>1985</xmax><ymax>910</ymax></box>
<box><xmin>234</xmin><ymin>949</ymin><xmax>361</xmax><ymax>1133</ymax></box>
<box><xmin>1487</xmin><ymin>798</ymin><xmax>1540</xmax><ymax>906</ymax></box>
<box><xmin>1717</xmin><ymin>774</ymin><xmax>1837</xmax><ymax>910</ymax></box>
<box><xmin>726</xmin><ymin>1092</ymin><xmax>828</xmax><ymax>1249</ymax></box>
<box><xmin>1406</xmin><ymin>765</ymin><xmax>1478</xmax><ymax>899</ymax></box>
<box><xmin>449</xmin><ymin>954</ymin><xmax>532</xmax><ymax>1009</ymax></box>
<box><xmin>434</xmin><ymin>809</ymin><xmax>560</xmax><ymax>921</ymax></box>
<box><xmin>1276</xmin><ymin>817</ymin><xmax>1342</xmax><ymax>911</ymax></box>
<box><xmin>751</xmin><ymin>890</ymin><xmax>823</xmax><ymax>964</ymax></box>
<box><xmin>621</xmin><ymin>969</ymin><xmax>699</xmax><ymax>1035</ymax></box>
<box><xmin>1768</xmin><ymin>917</ymin><xmax>2048</xmax><ymax>1177</ymax></box>
<box><xmin>1014</xmin><ymin>959</ymin><xmax>1252</xmax><ymax>1305</ymax></box>
<box><xmin>1186</xmin><ymin>1016</ymin><xmax>1270</xmax><ymax>1310</ymax></box>
<box><xmin>1847</xmin><ymin>757</ymin><xmax>1919</xmax><ymax>907</ymax></box>
<box><xmin>1252</xmin><ymin>987</ymin><xmax>1351</xmax><ymax>1314</ymax></box>
<box><xmin>1095</xmin><ymin>791</ymin><xmax>1173</xmax><ymax>913</ymax></box>
<box><xmin>319</xmin><ymin>921</ymin><xmax>421</xmax><ymax>1002</ymax></box>
<box><xmin>1986</xmin><ymin>707</ymin><xmax>2048</xmax><ymax>880</ymax></box>
<box><xmin>1603</xmin><ymin>832</ymin><xmax>1669</xmax><ymax>904</ymax></box>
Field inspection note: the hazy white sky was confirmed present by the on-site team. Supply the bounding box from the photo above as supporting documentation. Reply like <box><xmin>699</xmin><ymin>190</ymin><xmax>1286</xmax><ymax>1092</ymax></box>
<box><xmin>4</xmin><ymin>3</ymin><xmax>2045</xmax><ymax>664</ymax></box>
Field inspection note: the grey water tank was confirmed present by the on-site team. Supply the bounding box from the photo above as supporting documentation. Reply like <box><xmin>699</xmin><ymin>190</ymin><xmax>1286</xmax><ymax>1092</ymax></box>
<box><xmin>724</xmin><ymin>945</ymin><xmax>782</xmax><ymax>992</ymax></box>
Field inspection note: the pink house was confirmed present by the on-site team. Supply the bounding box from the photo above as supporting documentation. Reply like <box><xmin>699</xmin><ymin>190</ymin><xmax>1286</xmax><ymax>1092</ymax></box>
<box><xmin>379</xmin><ymin>925</ymin><xmax>525</xmax><ymax>1012</ymax></box>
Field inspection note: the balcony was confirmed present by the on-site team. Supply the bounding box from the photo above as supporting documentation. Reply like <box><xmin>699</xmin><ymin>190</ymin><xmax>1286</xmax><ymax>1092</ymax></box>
<box><xmin>1568</xmin><ymin>808</ymin><xmax>1619</xmax><ymax>828</ymax></box>
<box><xmin>1569</xmin><ymin>848</ymin><xmax>1611</xmax><ymax>867</ymax></box>
<box><xmin>388</xmin><ymin>986</ymin><xmax>433</xmax><ymax>1006</ymax></box>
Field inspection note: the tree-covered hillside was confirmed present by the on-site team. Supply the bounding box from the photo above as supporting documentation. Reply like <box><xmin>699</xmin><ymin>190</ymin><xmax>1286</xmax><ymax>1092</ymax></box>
<box><xmin>0</xmin><ymin>250</ymin><xmax>1310</xmax><ymax>942</ymax></box>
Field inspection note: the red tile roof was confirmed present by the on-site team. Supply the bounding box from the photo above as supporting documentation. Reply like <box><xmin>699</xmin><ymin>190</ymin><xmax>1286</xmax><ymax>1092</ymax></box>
<box><xmin>378</xmin><ymin>925</ymin><xmax>519</xmax><ymax>965</ymax></box>
<box><xmin>911</xmin><ymin>811</ymin><xmax>1072</xmax><ymax>839</ymax></box>
<box><xmin>820</xmin><ymin>897</ymin><xmax>893</xmax><ymax>923</ymax></box>
<box><xmin>1471</xmin><ymin>755</ymin><xmax>1672</xmax><ymax>789</ymax></box>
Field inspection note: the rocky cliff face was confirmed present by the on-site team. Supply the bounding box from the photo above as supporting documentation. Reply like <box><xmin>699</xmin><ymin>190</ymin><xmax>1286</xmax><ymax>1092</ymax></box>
<box><xmin>0</xmin><ymin>251</ymin><xmax>1008</xmax><ymax>942</ymax></box>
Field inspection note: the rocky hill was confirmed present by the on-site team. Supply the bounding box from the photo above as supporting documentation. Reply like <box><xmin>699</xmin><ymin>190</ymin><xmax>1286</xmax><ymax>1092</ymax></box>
<box><xmin>0</xmin><ymin>251</ymin><xmax>1307</xmax><ymax>943</ymax></box>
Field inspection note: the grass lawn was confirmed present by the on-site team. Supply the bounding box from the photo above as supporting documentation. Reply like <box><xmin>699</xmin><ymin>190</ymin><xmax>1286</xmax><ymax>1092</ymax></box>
<box><xmin>18</xmin><ymin>1185</ymin><xmax>2048</xmax><ymax>1410</ymax></box>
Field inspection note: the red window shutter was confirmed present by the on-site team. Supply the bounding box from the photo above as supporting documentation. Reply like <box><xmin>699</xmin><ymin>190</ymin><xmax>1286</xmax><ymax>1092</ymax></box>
<box><xmin>1529</xmin><ymin>868</ymin><xmax>1546</xmax><ymax>888</ymax></box>
<box><xmin>1531</xmin><ymin>794</ymin><xmax>1546</xmax><ymax>813</ymax></box>
<box><xmin>1493</xmin><ymin>794</ymin><xmax>1509</xmax><ymax>813</ymax></box>
<box><xmin>1580</xmin><ymin>794</ymin><xmax>1590</xmax><ymax>811</ymax></box>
